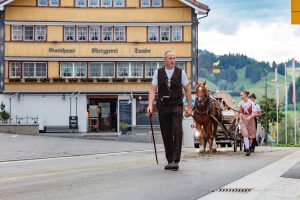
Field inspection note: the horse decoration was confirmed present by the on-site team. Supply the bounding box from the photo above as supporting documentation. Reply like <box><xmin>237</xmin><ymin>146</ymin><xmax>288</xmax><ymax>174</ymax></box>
<box><xmin>192</xmin><ymin>81</ymin><xmax>222</xmax><ymax>152</ymax></box>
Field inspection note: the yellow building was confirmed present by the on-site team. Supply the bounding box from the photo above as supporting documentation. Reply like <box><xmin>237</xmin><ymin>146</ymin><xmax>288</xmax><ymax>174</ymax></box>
<box><xmin>292</xmin><ymin>0</ymin><xmax>300</xmax><ymax>24</ymax></box>
<box><xmin>0</xmin><ymin>0</ymin><xmax>209</xmax><ymax>133</ymax></box>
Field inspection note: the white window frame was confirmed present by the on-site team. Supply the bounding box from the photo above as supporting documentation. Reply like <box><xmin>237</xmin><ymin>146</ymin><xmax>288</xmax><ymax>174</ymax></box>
<box><xmin>23</xmin><ymin>62</ymin><xmax>47</xmax><ymax>78</ymax></box>
<box><xmin>101</xmin><ymin>0</ymin><xmax>112</xmax><ymax>7</ymax></box>
<box><xmin>141</xmin><ymin>0</ymin><xmax>150</xmax><ymax>7</ymax></box>
<box><xmin>88</xmin><ymin>0</ymin><xmax>100</xmax><ymax>7</ymax></box>
<box><xmin>148</xmin><ymin>26</ymin><xmax>159</xmax><ymax>42</ymax></box>
<box><xmin>114</xmin><ymin>0</ymin><xmax>125</xmax><ymax>7</ymax></box>
<box><xmin>35</xmin><ymin>26</ymin><xmax>47</xmax><ymax>41</ymax></box>
<box><xmin>9</xmin><ymin>62</ymin><xmax>22</xmax><ymax>78</ymax></box>
<box><xmin>89</xmin><ymin>26</ymin><xmax>101</xmax><ymax>41</ymax></box>
<box><xmin>130</xmin><ymin>62</ymin><xmax>143</xmax><ymax>78</ymax></box>
<box><xmin>101</xmin><ymin>62</ymin><xmax>115</xmax><ymax>77</ymax></box>
<box><xmin>38</xmin><ymin>0</ymin><xmax>48</xmax><ymax>6</ymax></box>
<box><xmin>102</xmin><ymin>26</ymin><xmax>113</xmax><ymax>42</ymax></box>
<box><xmin>76</xmin><ymin>0</ymin><xmax>87</xmax><ymax>7</ymax></box>
<box><xmin>23</xmin><ymin>26</ymin><xmax>34</xmax><ymax>41</ymax></box>
<box><xmin>49</xmin><ymin>0</ymin><xmax>59</xmax><ymax>6</ymax></box>
<box><xmin>77</xmin><ymin>26</ymin><xmax>88</xmax><ymax>41</ymax></box>
<box><xmin>171</xmin><ymin>26</ymin><xmax>182</xmax><ymax>42</ymax></box>
<box><xmin>88</xmin><ymin>62</ymin><xmax>102</xmax><ymax>78</ymax></box>
<box><xmin>74</xmin><ymin>62</ymin><xmax>87</xmax><ymax>78</ymax></box>
<box><xmin>64</xmin><ymin>26</ymin><xmax>75</xmax><ymax>41</ymax></box>
<box><xmin>117</xmin><ymin>62</ymin><xmax>130</xmax><ymax>77</ymax></box>
<box><xmin>11</xmin><ymin>25</ymin><xmax>23</xmax><ymax>41</ymax></box>
<box><xmin>160</xmin><ymin>26</ymin><xmax>170</xmax><ymax>42</ymax></box>
<box><xmin>145</xmin><ymin>62</ymin><xmax>160</xmax><ymax>78</ymax></box>
<box><xmin>114</xmin><ymin>26</ymin><xmax>126</xmax><ymax>41</ymax></box>
<box><xmin>60</xmin><ymin>62</ymin><xmax>73</xmax><ymax>78</ymax></box>
<box><xmin>152</xmin><ymin>0</ymin><xmax>162</xmax><ymax>7</ymax></box>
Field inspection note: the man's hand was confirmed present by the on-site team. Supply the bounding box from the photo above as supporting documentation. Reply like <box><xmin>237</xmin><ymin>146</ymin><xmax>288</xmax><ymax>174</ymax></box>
<box><xmin>185</xmin><ymin>107</ymin><xmax>192</xmax><ymax>117</ymax></box>
<box><xmin>147</xmin><ymin>104</ymin><xmax>153</xmax><ymax>115</ymax></box>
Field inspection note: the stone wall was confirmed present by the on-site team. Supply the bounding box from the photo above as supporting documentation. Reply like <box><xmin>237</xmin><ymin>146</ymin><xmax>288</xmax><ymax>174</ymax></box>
<box><xmin>0</xmin><ymin>125</ymin><xmax>39</xmax><ymax>135</ymax></box>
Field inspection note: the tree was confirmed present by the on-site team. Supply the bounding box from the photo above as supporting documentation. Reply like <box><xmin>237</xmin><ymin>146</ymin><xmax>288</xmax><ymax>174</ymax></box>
<box><xmin>0</xmin><ymin>102</ymin><xmax>11</xmax><ymax>123</ymax></box>
<box><xmin>258</xmin><ymin>95</ymin><xmax>284</xmax><ymax>132</ymax></box>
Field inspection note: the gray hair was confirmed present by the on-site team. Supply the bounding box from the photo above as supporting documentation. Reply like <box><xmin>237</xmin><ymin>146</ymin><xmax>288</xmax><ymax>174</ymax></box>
<box><xmin>164</xmin><ymin>50</ymin><xmax>176</xmax><ymax>58</ymax></box>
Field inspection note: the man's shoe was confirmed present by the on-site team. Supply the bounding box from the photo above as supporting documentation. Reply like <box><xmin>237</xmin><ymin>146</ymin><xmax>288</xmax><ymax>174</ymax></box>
<box><xmin>245</xmin><ymin>149</ymin><xmax>251</xmax><ymax>156</ymax></box>
<box><xmin>164</xmin><ymin>163</ymin><xmax>172</xmax><ymax>170</ymax></box>
<box><xmin>250</xmin><ymin>148</ymin><xmax>255</xmax><ymax>153</ymax></box>
<box><xmin>171</xmin><ymin>161</ymin><xmax>179</xmax><ymax>171</ymax></box>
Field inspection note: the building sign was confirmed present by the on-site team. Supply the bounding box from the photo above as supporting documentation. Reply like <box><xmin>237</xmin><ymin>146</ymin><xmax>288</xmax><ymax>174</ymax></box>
<box><xmin>119</xmin><ymin>100</ymin><xmax>132</xmax><ymax>132</ymax></box>
<box><xmin>134</xmin><ymin>48</ymin><xmax>151</xmax><ymax>53</ymax></box>
<box><xmin>49</xmin><ymin>48</ymin><xmax>75</xmax><ymax>54</ymax></box>
<box><xmin>91</xmin><ymin>48</ymin><xmax>118</xmax><ymax>54</ymax></box>
<box><xmin>69</xmin><ymin>116</ymin><xmax>78</xmax><ymax>129</ymax></box>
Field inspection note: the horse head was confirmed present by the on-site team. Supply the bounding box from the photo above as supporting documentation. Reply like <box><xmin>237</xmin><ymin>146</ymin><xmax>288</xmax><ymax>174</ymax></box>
<box><xmin>196</xmin><ymin>80</ymin><xmax>209</xmax><ymax>100</ymax></box>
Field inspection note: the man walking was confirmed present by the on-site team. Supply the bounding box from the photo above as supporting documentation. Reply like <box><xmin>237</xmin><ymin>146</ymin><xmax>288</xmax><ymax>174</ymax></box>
<box><xmin>147</xmin><ymin>51</ymin><xmax>192</xmax><ymax>171</ymax></box>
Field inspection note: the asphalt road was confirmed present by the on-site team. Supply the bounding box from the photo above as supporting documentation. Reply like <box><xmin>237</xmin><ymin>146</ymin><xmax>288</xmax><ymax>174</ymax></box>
<box><xmin>0</xmin><ymin>133</ymin><xmax>298</xmax><ymax>200</ymax></box>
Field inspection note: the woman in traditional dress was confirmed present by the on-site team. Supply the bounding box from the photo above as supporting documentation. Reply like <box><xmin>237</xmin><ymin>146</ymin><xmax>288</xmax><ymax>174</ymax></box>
<box><xmin>237</xmin><ymin>91</ymin><xmax>258</xmax><ymax>156</ymax></box>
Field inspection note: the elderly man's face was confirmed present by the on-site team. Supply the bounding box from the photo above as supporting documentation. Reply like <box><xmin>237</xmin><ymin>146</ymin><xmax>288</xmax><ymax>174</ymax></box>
<box><xmin>164</xmin><ymin>52</ymin><xmax>176</xmax><ymax>68</ymax></box>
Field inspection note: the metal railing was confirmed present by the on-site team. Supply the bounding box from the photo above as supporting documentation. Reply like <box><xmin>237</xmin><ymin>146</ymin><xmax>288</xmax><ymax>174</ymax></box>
<box><xmin>0</xmin><ymin>115</ymin><xmax>39</xmax><ymax>125</ymax></box>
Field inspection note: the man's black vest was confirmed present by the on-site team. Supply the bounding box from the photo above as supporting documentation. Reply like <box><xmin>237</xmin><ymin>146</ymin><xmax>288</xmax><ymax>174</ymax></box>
<box><xmin>157</xmin><ymin>66</ymin><xmax>182</xmax><ymax>104</ymax></box>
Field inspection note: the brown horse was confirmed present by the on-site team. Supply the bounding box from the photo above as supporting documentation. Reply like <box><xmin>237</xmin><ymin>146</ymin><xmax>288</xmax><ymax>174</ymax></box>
<box><xmin>193</xmin><ymin>81</ymin><xmax>222</xmax><ymax>152</ymax></box>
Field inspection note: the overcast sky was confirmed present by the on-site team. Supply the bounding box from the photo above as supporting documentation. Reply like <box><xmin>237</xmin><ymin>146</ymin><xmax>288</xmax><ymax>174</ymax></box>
<box><xmin>198</xmin><ymin>0</ymin><xmax>299</xmax><ymax>63</ymax></box>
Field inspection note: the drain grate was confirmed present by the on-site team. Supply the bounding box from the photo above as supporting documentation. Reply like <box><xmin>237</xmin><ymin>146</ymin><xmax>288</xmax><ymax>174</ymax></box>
<box><xmin>217</xmin><ymin>188</ymin><xmax>253</xmax><ymax>192</ymax></box>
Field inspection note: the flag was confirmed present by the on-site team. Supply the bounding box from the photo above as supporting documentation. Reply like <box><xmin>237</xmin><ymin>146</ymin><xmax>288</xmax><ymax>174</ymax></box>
<box><xmin>275</xmin><ymin>67</ymin><xmax>280</xmax><ymax>108</ymax></box>
<box><xmin>213</xmin><ymin>60</ymin><xmax>220</xmax><ymax>66</ymax></box>
<box><xmin>292</xmin><ymin>58</ymin><xmax>296</xmax><ymax>104</ymax></box>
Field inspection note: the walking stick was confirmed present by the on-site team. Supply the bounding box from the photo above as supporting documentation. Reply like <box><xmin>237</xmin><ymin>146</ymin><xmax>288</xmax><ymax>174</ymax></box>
<box><xmin>149</xmin><ymin>113</ymin><xmax>159</xmax><ymax>165</ymax></box>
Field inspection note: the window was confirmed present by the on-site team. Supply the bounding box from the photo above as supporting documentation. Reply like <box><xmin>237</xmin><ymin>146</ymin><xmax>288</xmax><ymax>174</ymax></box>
<box><xmin>35</xmin><ymin>63</ymin><xmax>47</xmax><ymax>77</ymax></box>
<box><xmin>24</xmin><ymin>26</ymin><xmax>34</xmax><ymax>41</ymax></box>
<box><xmin>152</xmin><ymin>0</ymin><xmax>161</xmax><ymax>7</ymax></box>
<box><xmin>130</xmin><ymin>63</ymin><xmax>143</xmax><ymax>77</ymax></box>
<box><xmin>117</xmin><ymin>63</ymin><xmax>129</xmax><ymax>77</ymax></box>
<box><xmin>102</xmin><ymin>63</ymin><xmax>115</xmax><ymax>77</ymax></box>
<box><xmin>114</xmin><ymin>0</ymin><xmax>124</xmax><ymax>7</ymax></box>
<box><xmin>9</xmin><ymin>62</ymin><xmax>21</xmax><ymax>78</ymax></box>
<box><xmin>160</xmin><ymin>26</ymin><xmax>170</xmax><ymax>42</ymax></box>
<box><xmin>114</xmin><ymin>27</ymin><xmax>125</xmax><ymax>41</ymax></box>
<box><xmin>172</xmin><ymin>26</ymin><xmax>182</xmax><ymax>41</ymax></box>
<box><xmin>102</xmin><ymin>27</ymin><xmax>113</xmax><ymax>41</ymax></box>
<box><xmin>176</xmin><ymin>62</ymin><xmax>185</xmax><ymax>70</ymax></box>
<box><xmin>38</xmin><ymin>0</ymin><xmax>59</xmax><ymax>6</ymax></box>
<box><xmin>148</xmin><ymin>26</ymin><xmax>158</xmax><ymax>42</ymax></box>
<box><xmin>12</xmin><ymin>26</ymin><xmax>23</xmax><ymax>41</ymax></box>
<box><xmin>74</xmin><ymin>63</ymin><xmax>87</xmax><ymax>77</ymax></box>
<box><xmin>77</xmin><ymin>26</ymin><xmax>88</xmax><ymax>41</ymax></box>
<box><xmin>38</xmin><ymin>0</ymin><xmax>48</xmax><ymax>6</ymax></box>
<box><xmin>101</xmin><ymin>0</ymin><xmax>112</xmax><ymax>7</ymax></box>
<box><xmin>49</xmin><ymin>0</ymin><xmax>59</xmax><ymax>6</ymax></box>
<box><xmin>141</xmin><ymin>0</ymin><xmax>150</xmax><ymax>7</ymax></box>
<box><xmin>89</xmin><ymin>63</ymin><xmax>102</xmax><ymax>77</ymax></box>
<box><xmin>145</xmin><ymin>62</ymin><xmax>159</xmax><ymax>77</ymax></box>
<box><xmin>60</xmin><ymin>62</ymin><xmax>87</xmax><ymax>78</ymax></box>
<box><xmin>60</xmin><ymin>63</ymin><xmax>73</xmax><ymax>78</ymax></box>
<box><xmin>136</xmin><ymin>100</ymin><xmax>159</xmax><ymax>125</ymax></box>
<box><xmin>76</xmin><ymin>0</ymin><xmax>87</xmax><ymax>7</ymax></box>
<box><xmin>35</xmin><ymin>26</ymin><xmax>46</xmax><ymax>41</ymax></box>
<box><xmin>89</xmin><ymin>26</ymin><xmax>100</xmax><ymax>41</ymax></box>
<box><xmin>88</xmin><ymin>0</ymin><xmax>99</xmax><ymax>7</ymax></box>
<box><xmin>23</xmin><ymin>62</ymin><xmax>47</xmax><ymax>78</ymax></box>
<box><xmin>64</xmin><ymin>26</ymin><xmax>75</xmax><ymax>41</ymax></box>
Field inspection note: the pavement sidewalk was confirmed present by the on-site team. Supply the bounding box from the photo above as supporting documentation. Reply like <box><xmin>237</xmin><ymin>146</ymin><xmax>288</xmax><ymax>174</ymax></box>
<box><xmin>199</xmin><ymin>149</ymin><xmax>300</xmax><ymax>200</ymax></box>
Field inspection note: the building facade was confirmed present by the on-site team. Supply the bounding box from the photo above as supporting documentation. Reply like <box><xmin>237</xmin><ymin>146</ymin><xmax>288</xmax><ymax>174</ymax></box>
<box><xmin>0</xmin><ymin>0</ymin><xmax>209</xmax><ymax>133</ymax></box>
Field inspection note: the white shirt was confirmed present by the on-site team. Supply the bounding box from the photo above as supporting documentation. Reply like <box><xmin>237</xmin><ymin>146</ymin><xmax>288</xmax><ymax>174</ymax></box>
<box><xmin>237</xmin><ymin>100</ymin><xmax>258</xmax><ymax>115</ymax></box>
<box><xmin>151</xmin><ymin>67</ymin><xmax>189</xmax><ymax>86</ymax></box>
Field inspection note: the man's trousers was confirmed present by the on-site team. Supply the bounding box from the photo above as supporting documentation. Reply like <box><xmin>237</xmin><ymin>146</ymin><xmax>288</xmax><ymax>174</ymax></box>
<box><xmin>158</xmin><ymin>105</ymin><xmax>183</xmax><ymax>163</ymax></box>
